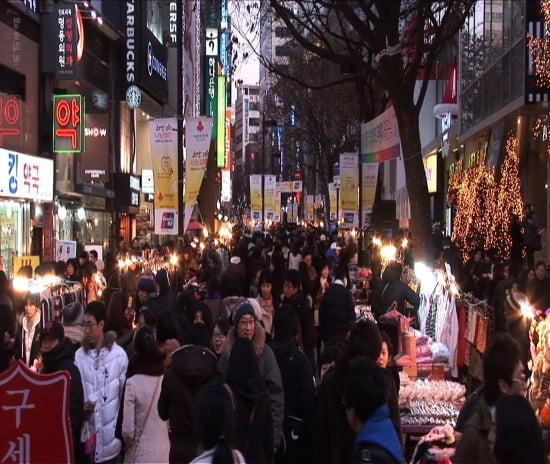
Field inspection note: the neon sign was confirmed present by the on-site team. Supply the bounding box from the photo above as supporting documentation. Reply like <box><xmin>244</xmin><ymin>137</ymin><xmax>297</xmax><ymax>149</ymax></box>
<box><xmin>0</xmin><ymin>95</ymin><xmax>21</xmax><ymax>145</ymax></box>
<box><xmin>53</xmin><ymin>94</ymin><xmax>83</xmax><ymax>153</ymax></box>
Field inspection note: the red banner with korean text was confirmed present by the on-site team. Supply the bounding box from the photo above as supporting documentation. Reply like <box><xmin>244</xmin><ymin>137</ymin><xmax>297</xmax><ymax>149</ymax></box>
<box><xmin>0</xmin><ymin>361</ymin><xmax>73</xmax><ymax>463</ymax></box>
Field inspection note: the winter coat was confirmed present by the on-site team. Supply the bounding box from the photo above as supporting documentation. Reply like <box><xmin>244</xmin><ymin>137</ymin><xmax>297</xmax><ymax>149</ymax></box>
<box><xmin>41</xmin><ymin>337</ymin><xmax>84</xmax><ymax>459</ymax></box>
<box><xmin>155</xmin><ymin>269</ymin><xmax>178</xmax><ymax>315</ymax></box>
<box><xmin>122</xmin><ymin>373</ymin><xmax>169</xmax><ymax>464</ymax></box>
<box><xmin>371</xmin><ymin>272</ymin><xmax>419</xmax><ymax>319</ymax></box>
<box><xmin>318</xmin><ymin>358</ymin><xmax>401</xmax><ymax>464</ymax></box>
<box><xmin>271</xmin><ymin>338</ymin><xmax>316</xmax><ymax>463</ymax></box>
<box><xmin>281</xmin><ymin>291</ymin><xmax>315</xmax><ymax>366</ymax></box>
<box><xmin>218</xmin><ymin>322</ymin><xmax>285</xmax><ymax>448</ymax></box>
<box><xmin>454</xmin><ymin>395</ymin><xmax>496</xmax><ymax>464</ymax></box>
<box><xmin>319</xmin><ymin>281</ymin><xmax>356</xmax><ymax>347</ymax></box>
<box><xmin>14</xmin><ymin>315</ymin><xmax>42</xmax><ymax>367</ymax></box>
<box><xmin>75</xmin><ymin>331</ymin><xmax>129</xmax><ymax>463</ymax></box>
<box><xmin>351</xmin><ymin>405</ymin><xmax>403</xmax><ymax>464</ymax></box>
<box><xmin>157</xmin><ymin>344</ymin><xmax>220</xmax><ymax>463</ymax></box>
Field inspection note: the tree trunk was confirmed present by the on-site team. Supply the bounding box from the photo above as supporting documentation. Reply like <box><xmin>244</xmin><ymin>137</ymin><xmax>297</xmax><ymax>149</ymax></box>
<box><xmin>392</xmin><ymin>99</ymin><xmax>433</xmax><ymax>263</ymax></box>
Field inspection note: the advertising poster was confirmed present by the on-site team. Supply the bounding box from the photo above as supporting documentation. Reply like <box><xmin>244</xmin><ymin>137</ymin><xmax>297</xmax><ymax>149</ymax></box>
<box><xmin>339</xmin><ymin>153</ymin><xmax>359</xmax><ymax>227</ymax></box>
<box><xmin>184</xmin><ymin>117</ymin><xmax>213</xmax><ymax>232</ymax></box>
<box><xmin>249</xmin><ymin>175</ymin><xmax>262</xmax><ymax>222</ymax></box>
<box><xmin>55</xmin><ymin>240</ymin><xmax>77</xmax><ymax>262</ymax></box>
<box><xmin>264</xmin><ymin>175</ymin><xmax>277</xmax><ymax>221</ymax></box>
<box><xmin>361</xmin><ymin>105</ymin><xmax>402</xmax><ymax>163</ymax></box>
<box><xmin>150</xmin><ymin>118</ymin><xmax>179</xmax><ymax>234</ymax></box>
<box><xmin>361</xmin><ymin>163</ymin><xmax>379</xmax><ymax>226</ymax></box>
<box><xmin>307</xmin><ymin>194</ymin><xmax>314</xmax><ymax>221</ymax></box>
<box><xmin>329</xmin><ymin>183</ymin><xmax>337</xmax><ymax>221</ymax></box>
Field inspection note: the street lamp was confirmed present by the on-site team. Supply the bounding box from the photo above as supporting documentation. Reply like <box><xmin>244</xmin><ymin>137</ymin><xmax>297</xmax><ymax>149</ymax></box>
<box><xmin>262</xmin><ymin>112</ymin><xmax>277</xmax><ymax>227</ymax></box>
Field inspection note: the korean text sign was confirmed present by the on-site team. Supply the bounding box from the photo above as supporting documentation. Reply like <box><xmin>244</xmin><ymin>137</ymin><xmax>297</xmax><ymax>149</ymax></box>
<box><xmin>53</xmin><ymin>94</ymin><xmax>83</xmax><ymax>153</ymax></box>
<box><xmin>0</xmin><ymin>148</ymin><xmax>54</xmax><ymax>201</ymax></box>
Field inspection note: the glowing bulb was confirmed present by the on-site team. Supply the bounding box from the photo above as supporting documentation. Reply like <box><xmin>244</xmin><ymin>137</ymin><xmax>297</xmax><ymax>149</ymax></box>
<box><xmin>57</xmin><ymin>206</ymin><xmax>67</xmax><ymax>220</ymax></box>
<box><xmin>380</xmin><ymin>245</ymin><xmax>397</xmax><ymax>262</ymax></box>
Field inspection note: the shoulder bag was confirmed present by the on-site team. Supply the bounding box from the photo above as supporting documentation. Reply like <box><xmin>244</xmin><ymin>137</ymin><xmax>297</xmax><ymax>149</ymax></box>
<box><xmin>123</xmin><ymin>376</ymin><xmax>161</xmax><ymax>464</ymax></box>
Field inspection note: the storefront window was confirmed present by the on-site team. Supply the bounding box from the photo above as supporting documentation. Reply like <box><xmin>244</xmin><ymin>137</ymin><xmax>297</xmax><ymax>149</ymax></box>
<box><xmin>55</xmin><ymin>207</ymin><xmax>111</xmax><ymax>256</ymax></box>
<box><xmin>0</xmin><ymin>201</ymin><xmax>23</xmax><ymax>277</ymax></box>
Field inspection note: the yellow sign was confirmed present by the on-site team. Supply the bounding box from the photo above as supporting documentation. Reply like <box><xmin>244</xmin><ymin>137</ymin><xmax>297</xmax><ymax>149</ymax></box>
<box><xmin>14</xmin><ymin>256</ymin><xmax>40</xmax><ymax>276</ymax></box>
<box><xmin>423</xmin><ymin>153</ymin><xmax>437</xmax><ymax>193</ymax></box>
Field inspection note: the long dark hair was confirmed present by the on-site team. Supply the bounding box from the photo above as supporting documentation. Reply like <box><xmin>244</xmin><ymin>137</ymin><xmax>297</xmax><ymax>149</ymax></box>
<box><xmin>196</xmin><ymin>383</ymin><xmax>236</xmax><ymax>464</ymax></box>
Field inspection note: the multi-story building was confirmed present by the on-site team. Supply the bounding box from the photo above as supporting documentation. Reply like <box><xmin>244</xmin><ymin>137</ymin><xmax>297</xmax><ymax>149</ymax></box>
<box><xmin>457</xmin><ymin>0</ymin><xmax>549</xmax><ymax>260</ymax></box>
<box><xmin>233</xmin><ymin>83</ymin><xmax>260</xmax><ymax>204</ymax></box>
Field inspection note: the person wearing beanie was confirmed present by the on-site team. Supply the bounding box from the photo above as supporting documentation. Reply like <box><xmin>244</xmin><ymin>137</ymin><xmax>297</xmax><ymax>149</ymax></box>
<box><xmin>137</xmin><ymin>276</ymin><xmax>159</xmax><ymax>314</ymax></box>
<box><xmin>40</xmin><ymin>321</ymin><xmax>84</xmax><ymax>462</ymax></box>
<box><xmin>62</xmin><ymin>302</ymin><xmax>85</xmax><ymax>349</ymax></box>
<box><xmin>218</xmin><ymin>299</ymin><xmax>285</xmax><ymax>452</ymax></box>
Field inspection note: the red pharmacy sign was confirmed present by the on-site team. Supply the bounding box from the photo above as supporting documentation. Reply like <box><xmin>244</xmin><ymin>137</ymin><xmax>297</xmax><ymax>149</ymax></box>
<box><xmin>0</xmin><ymin>95</ymin><xmax>21</xmax><ymax>145</ymax></box>
<box><xmin>53</xmin><ymin>94</ymin><xmax>83</xmax><ymax>153</ymax></box>
<box><xmin>0</xmin><ymin>361</ymin><xmax>73</xmax><ymax>463</ymax></box>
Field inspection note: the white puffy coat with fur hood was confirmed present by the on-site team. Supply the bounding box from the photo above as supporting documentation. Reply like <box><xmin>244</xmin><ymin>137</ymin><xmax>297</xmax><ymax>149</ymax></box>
<box><xmin>75</xmin><ymin>331</ymin><xmax>128</xmax><ymax>463</ymax></box>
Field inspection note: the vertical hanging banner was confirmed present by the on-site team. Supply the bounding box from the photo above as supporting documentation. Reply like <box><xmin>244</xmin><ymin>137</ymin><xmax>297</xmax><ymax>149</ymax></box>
<box><xmin>307</xmin><ymin>194</ymin><xmax>314</xmax><ymax>221</ymax></box>
<box><xmin>274</xmin><ymin>183</ymin><xmax>281</xmax><ymax>223</ymax></box>
<box><xmin>361</xmin><ymin>163</ymin><xmax>379</xmax><ymax>227</ymax></box>
<box><xmin>249</xmin><ymin>175</ymin><xmax>262</xmax><ymax>222</ymax></box>
<box><xmin>339</xmin><ymin>153</ymin><xmax>359</xmax><ymax>227</ymax></box>
<box><xmin>184</xmin><ymin>117</ymin><xmax>213</xmax><ymax>232</ymax></box>
<box><xmin>264</xmin><ymin>175</ymin><xmax>276</xmax><ymax>222</ymax></box>
<box><xmin>216</xmin><ymin>76</ymin><xmax>226</xmax><ymax>168</ymax></box>
<box><xmin>329</xmin><ymin>182</ymin><xmax>337</xmax><ymax>221</ymax></box>
<box><xmin>150</xmin><ymin>118</ymin><xmax>179</xmax><ymax>235</ymax></box>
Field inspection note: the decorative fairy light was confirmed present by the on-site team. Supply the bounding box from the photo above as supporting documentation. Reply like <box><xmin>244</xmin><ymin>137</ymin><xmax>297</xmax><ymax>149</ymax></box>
<box><xmin>533</xmin><ymin>114</ymin><xmax>550</xmax><ymax>156</ymax></box>
<box><xmin>527</xmin><ymin>0</ymin><xmax>550</xmax><ymax>87</ymax></box>
<box><xmin>449</xmin><ymin>133</ymin><xmax>523</xmax><ymax>260</ymax></box>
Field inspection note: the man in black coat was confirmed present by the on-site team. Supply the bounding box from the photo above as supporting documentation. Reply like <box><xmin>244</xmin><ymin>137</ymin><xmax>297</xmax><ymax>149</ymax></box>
<box><xmin>318</xmin><ymin>320</ymin><xmax>401</xmax><ymax>464</ymax></box>
<box><xmin>271</xmin><ymin>305</ymin><xmax>316</xmax><ymax>464</ymax></box>
<box><xmin>280</xmin><ymin>269</ymin><xmax>315</xmax><ymax>368</ymax></box>
<box><xmin>319</xmin><ymin>266</ymin><xmax>356</xmax><ymax>348</ymax></box>
<box><xmin>154</xmin><ymin>268</ymin><xmax>178</xmax><ymax>314</ymax></box>
<box><xmin>158</xmin><ymin>344</ymin><xmax>221</xmax><ymax>463</ymax></box>
<box><xmin>40</xmin><ymin>321</ymin><xmax>84</xmax><ymax>463</ymax></box>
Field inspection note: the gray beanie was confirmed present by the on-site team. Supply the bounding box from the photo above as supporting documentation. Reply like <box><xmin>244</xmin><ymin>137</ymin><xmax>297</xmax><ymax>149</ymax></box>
<box><xmin>62</xmin><ymin>302</ymin><xmax>84</xmax><ymax>327</ymax></box>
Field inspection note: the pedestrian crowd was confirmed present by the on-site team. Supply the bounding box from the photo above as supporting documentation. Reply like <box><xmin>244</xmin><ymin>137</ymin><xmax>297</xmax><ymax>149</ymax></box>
<box><xmin>0</xmin><ymin>223</ymin><xmax>548</xmax><ymax>463</ymax></box>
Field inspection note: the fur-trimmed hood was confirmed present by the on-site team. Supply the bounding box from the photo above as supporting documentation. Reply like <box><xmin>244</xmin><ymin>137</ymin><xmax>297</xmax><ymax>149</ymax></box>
<box><xmin>81</xmin><ymin>330</ymin><xmax>119</xmax><ymax>352</ymax></box>
<box><xmin>224</xmin><ymin>320</ymin><xmax>266</xmax><ymax>358</ymax></box>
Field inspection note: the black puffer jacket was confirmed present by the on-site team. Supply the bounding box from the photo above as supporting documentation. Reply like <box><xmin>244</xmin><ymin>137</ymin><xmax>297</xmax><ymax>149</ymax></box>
<box><xmin>41</xmin><ymin>337</ymin><xmax>84</xmax><ymax>459</ymax></box>
<box><xmin>157</xmin><ymin>344</ymin><xmax>220</xmax><ymax>463</ymax></box>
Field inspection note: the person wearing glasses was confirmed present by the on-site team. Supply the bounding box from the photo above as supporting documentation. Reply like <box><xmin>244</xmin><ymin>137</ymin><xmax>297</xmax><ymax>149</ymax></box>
<box><xmin>454</xmin><ymin>333</ymin><xmax>528</xmax><ymax>464</ymax></box>
<box><xmin>75</xmin><ymin>301</ymin><xmax>128</xmax><ymax>464</ymax></box>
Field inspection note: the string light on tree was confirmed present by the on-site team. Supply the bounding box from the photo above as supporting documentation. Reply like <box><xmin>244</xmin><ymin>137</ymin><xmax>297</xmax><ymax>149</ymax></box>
<box><xmin>533</xmin><ymin>114</ymin><xmax>550</xmax><ymax>156</ymax></box>
<box><xmin>527</xmin><ymin>0</ymin><xmax>550</xmax><ymax>87</ymax></box>
<box><xmin>449</xmin><ymin>133</ymin><xmax>523</xmax><ymax>261</ymax></box>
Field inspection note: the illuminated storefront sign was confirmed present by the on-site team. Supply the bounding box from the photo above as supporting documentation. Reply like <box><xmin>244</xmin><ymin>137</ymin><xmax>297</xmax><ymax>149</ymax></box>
<box><xmin>0</xmin><ymin>148</ymin><xmax>54</xmax><ymax>201</ymax></box>
<box><xmin>0</xmin><ymin>95</ymin><xmax>21</xmax><ymax>145</ymax></box>
<box><xmin>168</xmin><ymin>1</ymin><xmax>178</xmax><ymax>46</ymax></box>
<box><xmin>82</xmin><ymin>113</ymin><xmax>108</xmax><ymax>183</ymax></box>
<box><xmin>53</xmin><ymin>94</ymin><xmax>83</xmax><ymax>153</ymax></box>
<box><xmin>54</xmin><ymin>5</ymin><xmax>79</xmax><ymax>79</ymax></box>
<box><xmin>217</xmin><ymin>76</ymin><xmax>226</xmax><ymax>168</ymax></box>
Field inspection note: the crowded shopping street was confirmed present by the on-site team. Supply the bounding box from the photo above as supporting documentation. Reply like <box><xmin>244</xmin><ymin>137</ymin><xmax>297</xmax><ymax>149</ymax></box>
<box><xmin>1</xmin><ymin>0</ymin><xmax>550</xmax><ymax>463</ymax></box>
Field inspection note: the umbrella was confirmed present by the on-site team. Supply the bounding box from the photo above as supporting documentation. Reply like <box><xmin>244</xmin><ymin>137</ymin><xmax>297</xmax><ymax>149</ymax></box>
<box><xmin>187</xmin><ymin>220</ymin><xmax>205</xmax><ymax>230</ymax></box>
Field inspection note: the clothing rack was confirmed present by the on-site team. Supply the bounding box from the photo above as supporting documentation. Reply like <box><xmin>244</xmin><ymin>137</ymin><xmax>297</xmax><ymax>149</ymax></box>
<box><xmin>459</xmin><ymin>295</ymin><xmax>494</xmax><ymax>391</ymax></box>
<box><xmin>40</xmin><ymin>280</ymin><xmax>86</xmax><ymax>325</ymax></box>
